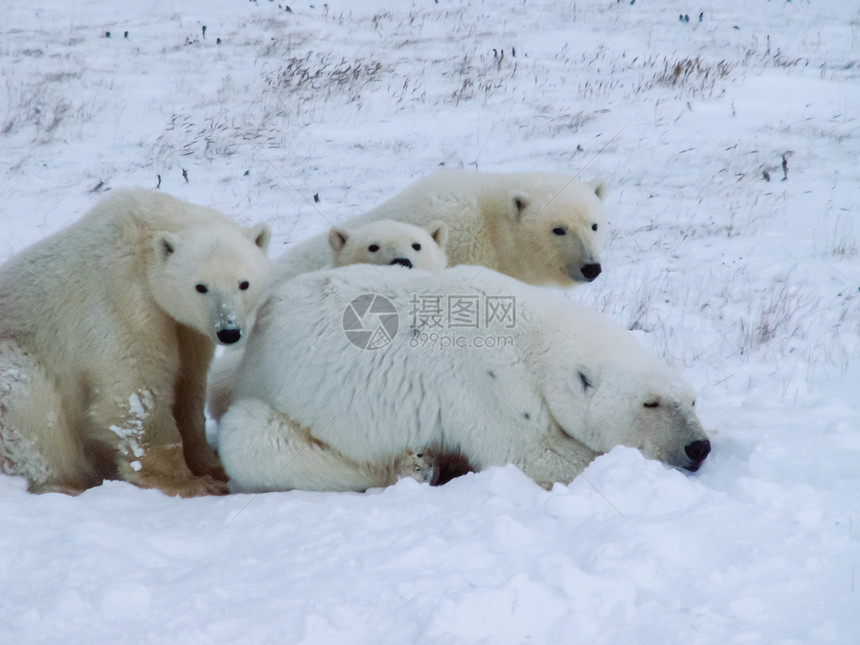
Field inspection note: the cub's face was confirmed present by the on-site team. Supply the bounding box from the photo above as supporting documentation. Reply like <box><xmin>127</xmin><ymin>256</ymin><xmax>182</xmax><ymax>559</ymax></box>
<box><xmin>329</xmin><ymin>219</ymin><xmax>448</xmax><ymax>272</ymax></box>
<box><xmin>148</xmin><ymin>223</ymin><xmax>270</xmax><ymax>345</ymax></box>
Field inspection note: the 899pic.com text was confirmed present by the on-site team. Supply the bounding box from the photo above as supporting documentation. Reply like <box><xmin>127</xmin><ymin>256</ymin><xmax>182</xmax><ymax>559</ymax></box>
<box><xmin>409</xmin><ymin>330</ymin><xmax>515</xmax><ymax>350</ymax></box>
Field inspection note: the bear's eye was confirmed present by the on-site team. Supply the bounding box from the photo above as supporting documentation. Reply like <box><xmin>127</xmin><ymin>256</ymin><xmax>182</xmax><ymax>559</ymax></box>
<box><xmin>592</xmin><ymin>223</ymin><xmax>599</xmax><ymax>232</ymax></box>
<box><xmin>239</xmin><ymin>281</ymin><xmax>250</xmax><ymax>291</ymax></box>
<box><xmin>412</xmin><ymin>243</ymin><xmax>421</xmax><ymax>251</ymax></box>
<box><xmin>368</xmin><ymin>244</ymin><xmax>379</xmax><ymax>253</ymax></box>
<box><xmin>195</xmin><ymin>284</ymin><xmax>208</xmax><ymax>294</ymax></box>
<box><xmin>552</xmin><ymin>226</ymin><xmax>567</xmax><ymax>236</ymax></box>
<box><xmin>643</xmin><ymin>401</ymin><xmax>660</xmax><ymax>409</ymax></box>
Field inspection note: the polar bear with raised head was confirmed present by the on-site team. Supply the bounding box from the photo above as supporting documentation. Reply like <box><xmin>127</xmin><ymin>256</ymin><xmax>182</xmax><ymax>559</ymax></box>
<box><xmin>218</xmin><ymin>265</ymin><xmax>710</xmax><ymax>493</ymax></box>
<box><xmin>276</xmin><ymin>170</ymin><xmax>607</xmax><ymax>287</ymax></box>
<box><xmin>0</xmin><ymin>189</ymin><xmax>271</xmax><ymax>497</ymax></box>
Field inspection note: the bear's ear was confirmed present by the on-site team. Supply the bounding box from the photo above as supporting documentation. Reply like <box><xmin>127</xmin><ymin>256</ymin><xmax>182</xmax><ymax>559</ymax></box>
<box><xmin>328</xmin><ymin>227</ymin><xmax>350</xmax><ymax>253</ymax></box>
<box><xmin>510</xmin><ymin>191</ymin><xmax>530</xmax><ymax>218</ymax></box>
<box><xmin>588</xmin><ymin>178</ymin><xmax>607</xmax><ymax>202</ymax></box>
<box><xmin>426</xmin><ymin>220</ymin><xmax>448</xmax><ymax>249</ymax></box>
<box><xmin>246</xmin><ymin>222</ymin><xmax>272</xmax><ymax>251</ymax></box>
<box><xmin>153</xmin><ymin>231</ymin><xmax>181</xmax><ymax>261</ymax></box>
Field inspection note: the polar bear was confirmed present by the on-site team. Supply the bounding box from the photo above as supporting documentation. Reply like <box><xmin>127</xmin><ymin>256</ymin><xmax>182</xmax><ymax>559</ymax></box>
<box><xmin>206</xmin><ymin>171</ymin><xmax>605</xmax><ymax>421</ymax></box>
<box><xmin>217</xmin><ymin>265</ymin><xmax>710</xmax><ymax>493</ymax></box>
<box><xmin>0</xmin><ymin>188</ymin><xmax>271</xmax><ymax>497</ymax></box>
<box><xmin>330</xmin><ymin>219</ymin><xmax>448</xmax><ymax>271</ymax></box>
<box><xmin>205</xmin><ymin>219</ymin><xmax>449</xmax><ymax>423</ymax></box>
<box><xmin>275</xmin><ymin>170</ymin><xmax>607</xmax><ymax>288</ymax></box>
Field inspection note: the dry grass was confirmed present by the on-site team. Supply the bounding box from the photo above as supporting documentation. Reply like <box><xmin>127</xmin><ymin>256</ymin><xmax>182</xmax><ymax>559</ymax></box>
<box><xmin>262</xmin><ymin>53</ymin><xmax>386</xmax><ymax>99</ymax></box>
<box><xmin>651</xmin><ymin>57</ymin><xmax>734</xmax><ymax>97</ymax></box>
<box><xmin>820</xmin><ymin>210</ymin><xmax>858</xmax><ymax>259</ymax></box>
<box><xmin>2</xmin><ymin>76</ymin><xmax>90</xmax><ymax>144</ymax></box>
<box><xmin>737</xmin><ymin>275</ymin><xmax>817</xmax><ymax>356</ymax></box>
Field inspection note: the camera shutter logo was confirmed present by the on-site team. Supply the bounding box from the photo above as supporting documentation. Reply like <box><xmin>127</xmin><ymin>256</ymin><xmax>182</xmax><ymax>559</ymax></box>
<box><xmin>342</xmin><ymin>294</ymin><xmax>399</xmax><ymax>350</ymax></box>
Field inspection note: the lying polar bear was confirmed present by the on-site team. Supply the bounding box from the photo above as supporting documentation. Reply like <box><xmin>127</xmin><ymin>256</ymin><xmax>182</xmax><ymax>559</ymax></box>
<box><xmin>217</xmin><ymin>265</ymin><xmax>710</xmax><ymax>492</ymax></box>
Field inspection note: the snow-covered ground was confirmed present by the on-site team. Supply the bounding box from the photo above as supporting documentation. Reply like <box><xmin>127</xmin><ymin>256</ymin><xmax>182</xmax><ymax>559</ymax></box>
<box><xmin>1</xmin><ymin>1</ymin><xmax>858</xmax><ymax>642</ymax></box>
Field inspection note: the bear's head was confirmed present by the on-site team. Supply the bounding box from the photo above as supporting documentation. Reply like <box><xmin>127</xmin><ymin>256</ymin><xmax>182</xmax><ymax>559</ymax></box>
<box><xmin>148</xmin><ymin>223</ymin><xmax>271</xmax><ymax>345</ymax></box>
<box><xmin>328</xmin><ymin>219</ymin><xmax>448</xmax><ymax>272</ymax></box>
<box><xmin>494</xmin><ymin>175</ymin><xmax>607</xmax><ymax>287</ymax></box>
<box><xmin>543</xmin><ymin>338</ymin><xmax>710</xmax><ymax>472</ymax></box>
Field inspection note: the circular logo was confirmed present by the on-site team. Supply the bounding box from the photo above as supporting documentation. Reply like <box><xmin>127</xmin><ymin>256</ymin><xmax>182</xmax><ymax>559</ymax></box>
<box><xmin>342</xmin><ymin>294</ymin><xmax>399</xmax><ymax>350</ymax></box>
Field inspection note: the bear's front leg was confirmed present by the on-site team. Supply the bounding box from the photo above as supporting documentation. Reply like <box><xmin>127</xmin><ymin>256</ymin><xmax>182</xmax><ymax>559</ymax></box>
<box><xmin>518</xmin><ymin>429</ymin><xmax>599</xmax><ymax>489</ymax></box>
<box><xmin>172</xmin><ymin>325</ymin><xmax>229</xmax><ymax>482</ymax></box>
<box><xmin>97</xmin><ymin>387</ymin><xmax>228</xmax><ymax>497</ymax></box>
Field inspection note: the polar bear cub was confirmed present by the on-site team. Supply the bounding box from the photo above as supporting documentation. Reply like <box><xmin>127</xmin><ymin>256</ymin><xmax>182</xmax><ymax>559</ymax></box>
<box><xmin>218</xmin><ymin>265</ymin><xmax>711</xmax><ymax>493</ymax></box>
<box><xmin>329</xmin><ymin>219</ymin><xmax>448</xmax><ymax>271</ymax></box>
<box><xmin>0</xmin><ymin>189</ymin><xmax>271</xmax><ymax>497</ymax></box>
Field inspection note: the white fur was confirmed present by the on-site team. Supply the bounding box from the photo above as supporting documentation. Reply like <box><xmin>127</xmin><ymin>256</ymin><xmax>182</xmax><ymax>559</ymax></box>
<box><xmin>206</xmin><ymin>170</ymin><xmax>606</xmax><ymax>422</ymax></box>
<box><xmin>206</xmin><ymin>218</ymin><xmax>448</xmax><ymax>422</ymax></box>
<box><xmin>218</xmin><ymin>265</ymin><xmax>709</xmax><ymax>492</ymax></box>
<box><xmin>276</xmin><ymin>170</ymin><xmax>607</xmax><ymax>288</ymax></box>
<box><xmin>0</xmin><ymin>188</ymin><xmax>271</xmax><ymax>496</ymax></box>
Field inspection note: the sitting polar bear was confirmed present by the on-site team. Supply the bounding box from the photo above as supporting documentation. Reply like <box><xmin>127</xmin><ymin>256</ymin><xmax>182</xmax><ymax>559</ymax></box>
<box><xmin>0</xmin><ymin>189</ymin><xmax>271</xmax><ymax>496</ymax></box>
<box><xmin>217</xmin><ymin>265</ymin><xmax>711</xmax><ymax>492</ymax></box>
<box><xmin>274</xmin><ymin>170</ymin><xmax>607</xmax><ymax>288</ymax></box>
<box><xmin>330</xmin><ymin>219</ymin><xmax>448</xmax><ymax>271</ymax></box>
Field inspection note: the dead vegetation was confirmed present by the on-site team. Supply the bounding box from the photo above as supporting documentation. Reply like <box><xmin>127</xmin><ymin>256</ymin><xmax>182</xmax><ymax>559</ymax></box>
<box><xmin>2</xmin><ymin>76</ymin><xmax>91</xmax><ymax>144</ymax></box>
<box><xmin>739</xmin><ymin>277</ymin><xmax>816</xmax><ymax>354</ymax></box>
<box><xmin>651</xmin><ymin>57</ymin><xmax>734</xmax><ymax>97</ymax></box>
<box><xmin>262</xmin><ymin>53</ymin><xmax>386</xmax><ymax>99</ymax></box>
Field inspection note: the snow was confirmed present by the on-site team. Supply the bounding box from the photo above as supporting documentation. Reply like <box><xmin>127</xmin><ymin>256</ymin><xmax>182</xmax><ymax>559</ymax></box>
<box><xmin>1</xmin><ymin>0</ymin><xmax>858</xmax><ymax>642</ymax></box>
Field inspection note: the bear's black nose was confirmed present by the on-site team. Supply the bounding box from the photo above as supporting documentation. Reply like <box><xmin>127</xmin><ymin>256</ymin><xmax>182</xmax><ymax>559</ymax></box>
<box><xmin>390</xmin><ymin>258</ymin><xmax>413</xmax><ymax>269</ymax></box>
<box><xmin>684</xmin><ymin>439</ymin><xmax>711</xmax><ymax>464</ymax></box>
<box><xmin>217</xmin><ymin>328</ymin><xmax>242</xmax><ymax>345</ymax></box>
<box><xmin>580</xmin><ymin>263</ymin><xmax>602</xmax><ymax>281</ymax></box>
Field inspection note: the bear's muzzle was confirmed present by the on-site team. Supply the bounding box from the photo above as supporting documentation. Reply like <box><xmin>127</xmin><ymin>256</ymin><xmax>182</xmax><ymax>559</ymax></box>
<box><xmin>682</xmin><ymin>439</ymin><xmax>711</xmax><ymax>471</ymax></box>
